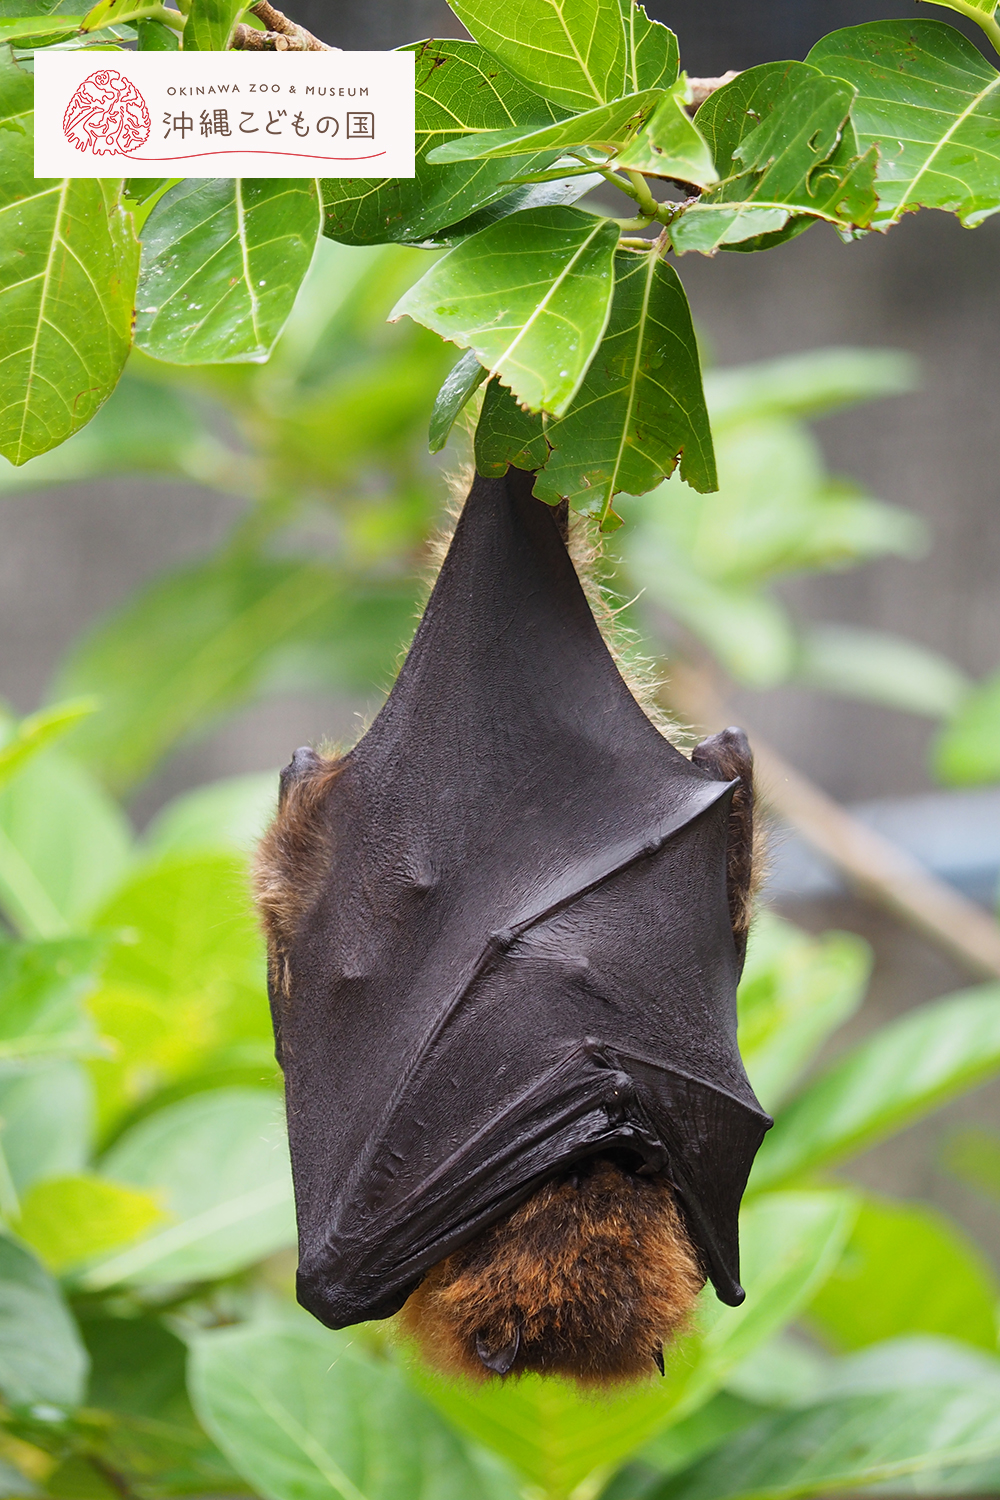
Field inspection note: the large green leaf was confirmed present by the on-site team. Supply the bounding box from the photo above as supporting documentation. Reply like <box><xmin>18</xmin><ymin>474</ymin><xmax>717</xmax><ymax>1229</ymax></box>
<box><xmin>322</xmin><ymin>40</ymin><xmax>564</xmax><ymax>246</ymax></box>
<box><xmin>736</xmin><ymin>914</ymin><xmax>870</xmax><ymax>1114</ymax></box>
<box><xmin>189</xmin><ymin>1320</ymin><xmax>521</xmax><ymax>1500</ymax></box>
<box><xmin>796</xmin><ymin>625</ymin><xmax>970</xmax><ymax>718</ymax></box>
<box><xmin>135</xmin><ymin>180</ymin><xmax>321</xmax><ymax>365</ymax></box>
<box><xmin>613</xmin><ymin>78</ymin><xmax>719</xmax><ymax>186</ymax></box>
<box><xmin>751</xmin><ymin>986</ymin><xmax>1000</xmax><ymax>1191</ymax></box>
<box><xmin>669</xmin><ymin>64</ymin><xmax>876</xmax><ymax>254</ymax></box>
<box><xmin>474</xmin><ymin>376</ymin><xmax>548</xmax><ymax>475</ymax></box>
<box><xmin>934</xmin><ymin>668</ymin><xmax>1000</xmax><ymax>785</ymax></box>
<box><xmin>807</xmin><ymin>1195</ymin><xmax>1000</xmax><ymax>1352</ymax></box>
<box><xmin>143</xmin><ymin>772</ymin><xmax>278</xmax><ymax>859</ymax></box>
<box><xmin>0</xmin><ymin>936</ymin><xmax>102</xmax><ymax>1063</ymax></box>
<box><xmin>446</xmin><ymin>0</ymin><xmax>630</xmax><ymax>112</ymax></box>
<box><xmin>52</xmin><ymin>554</ymin><xmax>408</xmax><ymax>794</ymax></box>
<box><xmin>0</xmin><ymin>1234</ymin><xmax>88</xmax><ymax>1408</ymax></box>
<box><xmin>0</xmin><ymin>13</ymin><xmax>82</xmax><ymax>41</ymax></box>
<box><xmin>654</xmin><ymin>1387</ymin><xmax>1000</xmax><ymax>1500</ymax></box>
<box><xmin>427</xmin><ymin>88</ymin><xmax>663</xmax><ymax>162</ymax></box>
<box><xmin>534</xmin><ymin>250</ymin><xmax>716</xmax><ymax>524</ymax></box>
<box><xmin>85</xmin><ymin>1088</ymin><xmax>294</xmax><ymax>1287</ymax></box>
<box><xmin>17</xmin><ymin>1173</ymin><xmax>165</xmax><ymax>1272</ymax></box>
<box><xmin>0</xmin><ymin>1060</ymin><xmax>92</xmax><ymax>1196</ymax></box>
<box><xmin>182</xmin><ymin>0</ymin><xmax>242</xmax><ymax>48</ymax></box>
<box><xmin>413</xmin><ymin>1192</ymin><xmax>855</xmax><ymax>1497</ymax></box>
<box><xmin>392</xmin><ymin>205</ymin><xmax>618</xmax><ymax>415</ymax></box>
<box><xmin>0</xmin><ymin>751</ymin><xmax>131</xmax><ymax>935</ymax></box>
<box><xmin>704</xmin><ymin>346</ymin><xmax>919</xmax><ymax>429</ymax></box>
<box><xmin>0</xmin><ymin>53</ymin><xmax>139</xmax><ymax>465</ymax></box>
<box><xmin>621</xmin><ymin>1</ymin><xmax>678</xmax><ymax>93</ymax></box>
<box><xmin>808</xmin><ymin>20</ymin><xmax>1000</xmax><ymax>229</ymax></box>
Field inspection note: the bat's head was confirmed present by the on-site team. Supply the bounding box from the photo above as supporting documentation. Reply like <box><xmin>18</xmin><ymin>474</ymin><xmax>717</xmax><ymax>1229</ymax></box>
<box><xmin>398</xmin><ymin>1154</ymin><xmax>705</xmax><ymax>1384</ymax></box>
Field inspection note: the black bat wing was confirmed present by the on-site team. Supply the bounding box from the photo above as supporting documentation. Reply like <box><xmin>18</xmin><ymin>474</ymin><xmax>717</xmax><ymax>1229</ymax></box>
<box><xmin>275</xmin><ymin>468</ymin><xmax>771</xmax><ymax>1331</ymax></box>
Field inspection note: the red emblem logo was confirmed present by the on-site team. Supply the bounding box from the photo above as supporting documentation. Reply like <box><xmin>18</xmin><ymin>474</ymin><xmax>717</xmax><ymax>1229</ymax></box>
<box><xmin>63</xmin><ymin>69</ymin><xmax>150</xmax><ymax>154</ymax></box>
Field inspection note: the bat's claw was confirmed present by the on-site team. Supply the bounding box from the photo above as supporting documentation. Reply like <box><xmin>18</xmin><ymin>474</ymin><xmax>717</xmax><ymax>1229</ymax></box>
<box><xmin>652</xmin><ymin>1343</ymin><xmax>665</xmax><ymax>1376</ymax></box>
<box><xmin>475</xmin><ymin>1325</ymin><xmax>520</xmax><ymax>1376</ymax></box>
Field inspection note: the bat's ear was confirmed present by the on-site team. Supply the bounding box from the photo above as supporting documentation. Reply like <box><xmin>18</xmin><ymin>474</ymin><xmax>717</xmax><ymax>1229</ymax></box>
<box><xmin>692</xmin><ymin>727</ymin><xmax>756</xmax><ymax>972</ymax></box>
<box><xmin>278</xmin><ymin>746</ymin><xmax>323</xmax><ymax>809</ymax></box>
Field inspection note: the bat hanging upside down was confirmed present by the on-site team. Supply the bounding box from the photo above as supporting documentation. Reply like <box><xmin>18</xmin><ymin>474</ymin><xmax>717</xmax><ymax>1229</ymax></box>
<box><xmin>255</xmin><ymin>467</ymin><xmax>771</xmax><ymax>1386</ymax></box>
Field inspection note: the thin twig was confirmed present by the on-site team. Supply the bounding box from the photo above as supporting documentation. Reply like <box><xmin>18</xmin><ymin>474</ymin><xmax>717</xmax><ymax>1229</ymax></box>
<box><xmin>667</xmin><ymin>663</ymin><xmax>1000</xmax><ymax>983</ymax></box>
<box><xmin>231</xmin><ymin>0</ymin><xmax>330</xmax><ymax>49</ymax></box>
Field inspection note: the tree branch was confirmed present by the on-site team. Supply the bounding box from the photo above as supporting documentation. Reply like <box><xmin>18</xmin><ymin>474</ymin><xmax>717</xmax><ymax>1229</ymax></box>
<box><xmin>231</xmin><ymin>0</ymin><xmax>330</xmax><ymax>49</ymax></box>
<box><xmin>667</xmin><ymin>663</ymin><xmax>1000</xmax><ymax>983</ymax></box>
<box><xmin>686</xmin><ymin>71</ymin><xmax>740</xmax><ymax>107</ymax></box>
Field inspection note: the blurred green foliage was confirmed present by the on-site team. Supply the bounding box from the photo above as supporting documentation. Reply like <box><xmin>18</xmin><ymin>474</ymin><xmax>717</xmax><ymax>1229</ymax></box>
<box><xmin>0</xmin><ymin>241</ymin><xmax>998</xmax><ymax>1500</ymax></box>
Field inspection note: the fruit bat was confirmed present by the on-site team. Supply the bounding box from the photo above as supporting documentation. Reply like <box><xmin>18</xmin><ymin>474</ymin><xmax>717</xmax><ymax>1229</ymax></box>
<box><xmin>256</xmin><ymin>466</ymin><xmax>771</xmax><ymax>1384</ymax></box>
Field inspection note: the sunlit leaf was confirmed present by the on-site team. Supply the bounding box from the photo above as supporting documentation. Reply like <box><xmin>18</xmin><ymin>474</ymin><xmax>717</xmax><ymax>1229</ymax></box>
<box><xmin>181</xmin><ymin>0</ymin><xmax>242</xmax><ymax>49</ymax></box>
<box><xmin>808</xmin><ymin>1195</ymin><xmax>1000</xmax><ymax>1352</ymax></box>
<box><xmin>135</xmin><ymin>180</ymin><xmax>321</xmax><ymax>365</ymax></box>
<box><xmin>534</xmin><ymin>249</ymin><xmax>716</xmax><ymax>523</ymax></box>
<box><xmin>143</xmin><ymin>773</ymin><xmax>278</xmax><ymax>860</ymax></box>
<box><xmin>85</xmin><ymin>1088</ymin><xmax>293</xmax><ymax>1287</ymax></box>
<box><xmin>446</xmin><ymin>0</ymin><xmax>630</xmax><ymax>112</ymax></box>
<box><xmin>808</xmin><ymin>20</ymin><xmax>1000</xmax><ymax>229</ymax></box>
<box><xmin>941</xmin><ymin>1125</ymin><xmax>1000</xmax><ymax>1204</ymax></box>
<box><xmin>751</xmin><ymin>986</ymin><xmax>1000</xmax><ymax>1190</ymax></box>
<box><xmin>189</xmin><ymin>1319</ymin><xmax>522</xmax><ymax>1500</ymax></box>
<box><xmin>16</xmin><ymin>1173</ymin><xmax>165</xmax><ymax>1273</ymax></box>
<box><xmin>670</xmin><ymin>64</ymin><xmax>876</xmax><ymax>253</ymax></box>
<box><xmin>614</xmin><ymin>77</ymin><xmax>718</xmax><ymax>185</ymax></box>
<box><xmin>797</xmin><ymin>625</ymin><xmax>971</xmax><ymax>718</ymax></box>
<box><xmin>620</xmin><ymin>2</ymin><xmax>679</xmax><ymax>94</ymax></box>
<box><xmin>704</xmin><ymin>347</ymin><xmax>919</xmax><ymax>429</ymax></box>
<box><xmin>392</xmin><ymin>205</ymin><xmax>618</xmax><ymax>415</ymax></box>
<box><xmin>0</xmin><ymin>1061</ymin><xmax>92</xmax><ymax>1198</ymax></box>
<box><xmin>322</xmin><ymin>40</ymin><xmax>564</xmax><ymax>246</ymax></box>
<box><xmin>0</xmin><ymin>53</ymin><xmax>139</xmax><ymax>465</ymax></box>
<box><xmin>0</xmin><ymin>700</ymin><xmax>98</xmax><ymax>790</ymax></box>
<box><xmin>0</xmin><ymin>1234</ymin><xmax>88</xmax><ymax>1408</ymax></box>
<box><xmin>737</xmin><ymin>914</ymin><xmax>871</xmax><ymax>1113</ymax></box>
<box><xmin>0</xmin><ymin>936</ymin><xmax>102</xmax><ymax>1063</ymax></box>
<box><xmin>427</xmin><ymin>88</ymin><xmax>663</xmax><ymax>162</ymax></box>
<box><xmin>0</xmin><ymin>13</ymin><xmax>81</xmax><ymax>41</ymax></box>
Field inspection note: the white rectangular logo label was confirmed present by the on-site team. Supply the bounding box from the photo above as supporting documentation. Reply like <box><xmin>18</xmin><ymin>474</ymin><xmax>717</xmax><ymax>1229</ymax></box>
<box><xmin>33</xmin><ymin>50</ymin><xmax>415</xmax><ymax>177</ymax></box>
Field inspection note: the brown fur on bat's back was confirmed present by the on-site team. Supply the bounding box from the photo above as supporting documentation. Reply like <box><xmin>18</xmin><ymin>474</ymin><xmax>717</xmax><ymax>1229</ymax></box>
<box><xmin>399</xmin><ymin>1158</ymin><xmax>705</xmax><ymax>1383</ymax></box>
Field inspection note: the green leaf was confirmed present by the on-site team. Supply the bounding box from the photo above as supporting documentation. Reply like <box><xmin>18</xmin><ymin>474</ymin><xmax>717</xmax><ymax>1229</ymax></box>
<box><xmin>182</xmin><ymin>0</ymin><xmax>242</xmax><ymax>49</ymax></box>
<box><xmin>51</xmin><ymin>554</ymin><xmax>383</xmax><ymax>794</ymax></box>
<box><xmin>429</xmin><ymin>349</ymin><xmax>487</xmax><ymax>453</ymax></box>
<box><xmin>136</xmin><ymin>16</ymin><xmax>178</xmax><ymax>47</ymax></box>
<box><xmin>0</xmin><ymin>54</ymin><xmax>139</xmax><ymax>465</ymax></box>
<box><xmin>322</xmin><ymin>40</ymin><xmax>565</xmax><ymax>246</ymax></box>
<box><xmin>705</xmin><ymin>346</ymin><xmax>919</xmax><ymax>429</ymax></box>
<box><xmin>0</xmin><ymin>699</ymin><xmax>98</xmax><ymax>790</ymax></box>
<box><xmin>796</xmin><ymin>625</ymin><xmax>971</xmax><ymax>717</ymax></box>
<box><xmin>474</xmin><ymin>375</ymin><xmax>548</xmax><ymax>474</ymax></box>
<box><xmin>427</xmin><ymin>87</ymin><xmax>663</xmax><ymax>162</ymax></box>
<box><xmin>0</xmin><ymin>1234</ymin><xmax>88</xmax><ymax>1408</ymax></box>
<box><xmin>189</xmin><ymin>1320</ymin><xmax>521</xmax><ymax>1500</ymax></box>
<box><xmin>135</xmin><ymin>179</ymin><xmax>321</xmax><ymax>365</ymax></box>
<box><xmin>413</xmin><ymin>1192</ymin><xmax>854</xmax><ymax>1497</ymax></box>
<box><xmin>393</xmin><ymin>205</ymin><xmax>618</xmax><ymax>416</ymax></box>
<box><xmin>614</xmin><ymin>77</ymin><xmax>719</xmax><ymax>186</ymax></box>
<box><xmin>934</xmin><ymin>669</ymin><xmax>1000</xmax><ymax>785</ymax></box>
<box><xmin>85</xmin><ymin>1088</ymin><xmax>293</xmax><ymax>1287</ymax></box>
<box><xmin>534</xmin><ymin>250</ymin><xmax>716</xmax><ymax>525</ymax></box>
<box><xmin>737</xmin><ymin>914</ymin><xmax>871</xmax><ymax>1113</ymax></box>
<box><xmin>0</xmin><ymin>1061</ymin><xmax>92</xmax><ymax>1200</ymax></box>
<box><xmin>0</xmin><ymin>936</ymin><xmax>102</xmax><ymax>1063</ymax></box>
<box><xmin>941</xmin><ymin>1125</ymin><xmax>1000</xmax><ymax>1204</ymax></box>
<box><xmin>0</xmin><ymin>751</ymin><xmax>132</xmax><ymax>935</ymax></box>
<box><xmin>620</xmin><ymin>0</ymin><xmax>678</xmax><ymax>93</ymax></box>
<box><xmin>807</xmin><ymin>20</ymin><xmax>1000</xmax><ymax>229</ymax></box>
<box><xmin>751</xmin><ymin>986</ymin><xmax>1000</xmax><ymax>1191</ymax></box>
<box><xmin>653</xmin><ymin>1387</ymin><xmax>1000</xmax><ymax>1500</ymax></box>
<box><xmin>16</xmin><ymin>1173</ymin><xmax>165</xmax><ymax>1273</ymax></box>
<box><xmin>446</xmin><ymin>0</ymin><xmax>630</xmax><ymax>112</ymax></box>
<box><xmin>670</xmin><ymin>64</ymin><xmax>876</xmax><ymax>254</ymax></box>
<box><xmin>143</xmin><ymin>772</ymin><xmax>278</xmax><ymax>859</ymax></box>
<box><xmin>807</xmin><ymin>1195</ymin><xmax>1000</xmax><ymax>1352</ymax></box>
<box><xmin>0</xmin><ymin>13</ymin><xmax>81</xmax><ymax>40</ymax></box>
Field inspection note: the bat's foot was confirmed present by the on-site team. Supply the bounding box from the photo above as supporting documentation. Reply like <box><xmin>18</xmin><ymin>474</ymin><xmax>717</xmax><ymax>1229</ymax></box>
<box><xmin>398</xmin><ymin>1157</ymin><xmax>705</xmax><ymax>1386</ymax></box>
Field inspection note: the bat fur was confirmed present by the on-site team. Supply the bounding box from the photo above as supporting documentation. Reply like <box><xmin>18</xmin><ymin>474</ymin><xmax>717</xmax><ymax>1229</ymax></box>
<box><xmin>255</xmin><ymin>480</ymin><xmax>757</xmax><ymax>1384</ymax></box>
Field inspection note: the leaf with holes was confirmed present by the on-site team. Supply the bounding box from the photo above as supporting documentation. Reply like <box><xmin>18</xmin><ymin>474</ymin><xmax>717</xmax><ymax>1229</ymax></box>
<box><xmin>391</xmin><ymin>205</ymin><xmax>618</xmax><ymax>415</ymax></box>
<box><xmin>534</xmin><ymin>250</ymin><xmax>716</xmax><ymax>525</ymax></box>
<box><xmin>614</xmin><ymin>76</ymin><xmax>718</xmax><ymax>185</ymax></box>
<box><xmin>0</xmin><ymin>53</ymin><xmax>138</xmax><ymax>465</ymax></box>
<box><xmin>669</xmin><ymin>64</ymin><xmax>876</xmax><ymax>254</ymax></box>
<box><xmin>446</xmin><ymin>0</ymin><xmax>631</xmax><ymax>112</ymax></box>
<box><xmin>322</xmin><ymin>40</ymin><xmax>565</xmax><ymax>246</ymax></box>
<box><xmin>808</xmin><ymin>20</ymin><xmax>1000</xmax><ymax>228</ymax></box>
<box><xmin>135</xmin><ymin>179</ymin><xmax>321</xmax><ymax>365</ymax></box>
